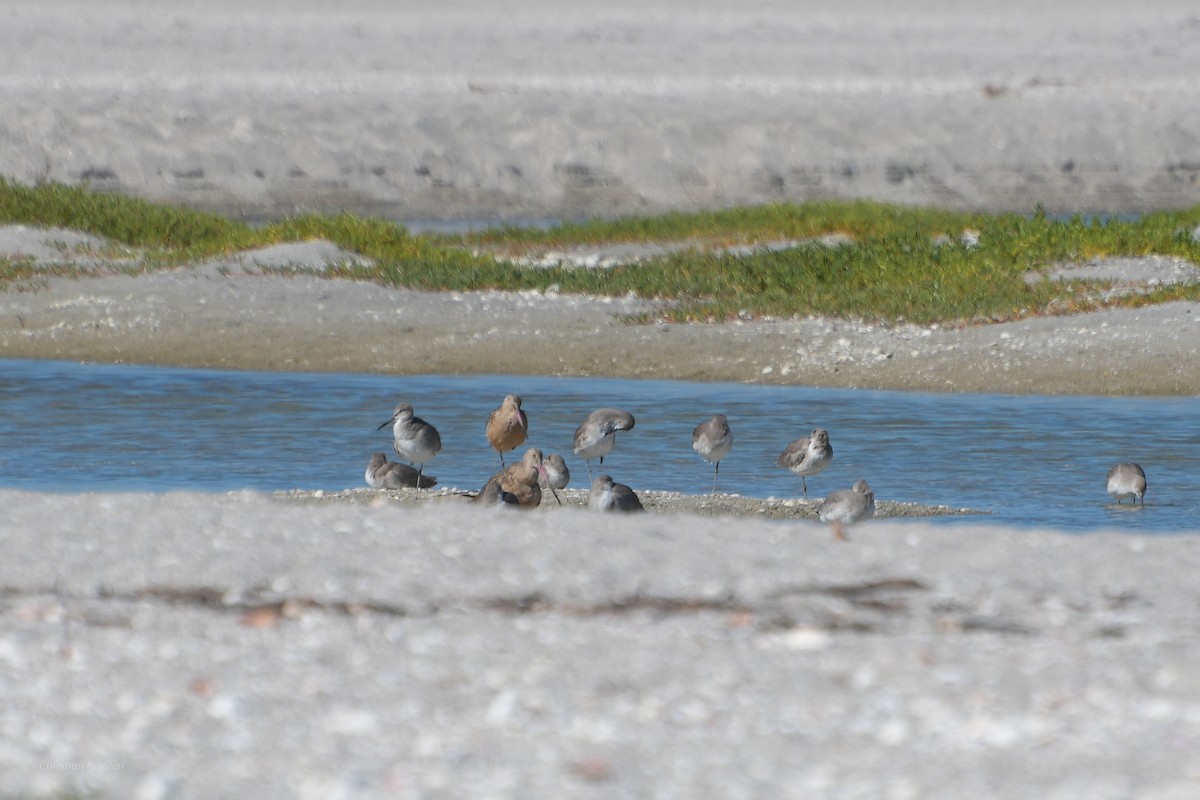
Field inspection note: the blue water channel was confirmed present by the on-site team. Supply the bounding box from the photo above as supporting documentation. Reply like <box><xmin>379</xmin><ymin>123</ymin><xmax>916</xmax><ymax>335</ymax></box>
<box><xmin>0</xmin><ymin>358</ymin><xmax>1195</xmax><ymax>533</ymax></box>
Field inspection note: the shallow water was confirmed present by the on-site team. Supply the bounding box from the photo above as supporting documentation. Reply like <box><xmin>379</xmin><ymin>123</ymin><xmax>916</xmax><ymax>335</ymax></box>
<box><xmin>0</xmin><ymin>359</ymin><xmax>1194</xmax><ymax>533</ymax></box>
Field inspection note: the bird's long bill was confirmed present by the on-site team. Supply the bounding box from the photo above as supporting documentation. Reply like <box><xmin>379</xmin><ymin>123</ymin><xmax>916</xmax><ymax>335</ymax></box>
<box><xmin>376</xmin><ymin>419</ymin><xmax>392</xmax><ymax>430</ymax></box>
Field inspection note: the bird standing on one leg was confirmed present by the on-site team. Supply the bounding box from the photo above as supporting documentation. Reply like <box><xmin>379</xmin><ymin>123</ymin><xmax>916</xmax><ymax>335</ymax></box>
<box><xmin>573</xmin><ymin>408</ymin><xmax>635</xmax><ymax>480</ymax></box>
<box><xmin>692</xmin><ymin>414</ymin><xmax>733</xmax><ymax>495</ymax></box>
<box><xmin>377</xmin><ymin>402</ymin><xmax>441</xmax><ymax>491</ymax></box>
<box><xmin>776</xmin><ymin>428</ymin><xmax>833</xmax><ymax>500</ymax></box>
<box><xmin>485</xmin><ymin>393</ymin><xmax>528</xmax><ymax>467</ymax></box>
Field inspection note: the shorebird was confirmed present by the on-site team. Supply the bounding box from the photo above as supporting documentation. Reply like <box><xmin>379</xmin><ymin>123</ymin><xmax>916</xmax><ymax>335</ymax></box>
<box><xmin>472</xmin><ymin>480</ymin><xmax>521</xmax><ymax>508</ymax></box>
<box><xmin>1106</xmin><ymin>462</ymin><xmax>1147</xmax><ymax>505</ymax></box>
<box><xmin>485</xmin><ymin>393</ymin><xmax>528</xmax><ymax>467</ymax></box>
<box><xmin>573</xmin><ymin>408</ymin><xmax>636</xmax><ymax>479</ymax></box>
<box><xmin>539</xmin><ymin>452</ymin><xmax>570</xmax><ymax>505</ymax></box>
<box><xmin>518</xmin><ymin>447</ymin><xmax>561</xmax><ymax>506</ymax></box>
<box><xmin>474</xmin><ymin>447</ymin><xmax>546</xmax><ymax>509</ymax></box>
<box><xmin>817</xmin><ymin>479</ymin><xmax>875</xmax><ymax>540</ymax></box>
<box><xmin>776</xmin><ymin>428</ymin><xmax>833</xmax><ymax>500</ymax></box>
<box><xmin>588</xmin><ymin>474</ymin><xmax>645</xmax><ymax>513</ymax></box>
<box><xmin>377</xmin><ymin>402</ymin><xmax>441</xmax><ymax>489</ymax></box>
<box><xmin>365</xmin><ymin>452</ymin><xmax>438</xmax><ymax>490</ymax></box>
<box><xmin>692</xmin><ymin>414</ymin><xmax>733</xmax><ymax>494</ymax></box>
<box><xmin>541</xmin><ymin>453</ymin><xmax>570</xmax><ymax>489</ymax></box>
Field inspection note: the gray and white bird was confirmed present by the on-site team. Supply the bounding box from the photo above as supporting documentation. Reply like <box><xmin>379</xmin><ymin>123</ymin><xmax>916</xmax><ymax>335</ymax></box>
<box><xmin>365</xmin><ymin>452</ymin><xmax>438</xmax><ymax>490</ymax></box>
<box><xmin>573</xmin><ymin>408</ymin><xmax>636</xmax><ymax>479</ymax></box>
<box><xmin>471</xmin><ymin>481</ymin><xmax>521</xmax><ymax>509</ymax></box>
<box><xmin>539</xmin><ymin>452</ymin><xmax>570</xmax><ymax>505</ymax></box>
<box><xmin>588</xmin><ymin>474</ymin><xmax>645</xmax><ymax>513</ymax></box>
<box><xmin>541</xmin><ymin>453</ymin><xmax>570</xmax><ymax>490</ymax></box>
<box><xmin>377</xmin><ymin>402</ymin><xmax>442</xmax><ymax>490</ymax></box>
<box><xmin>692</xmin><ymin>414</ymin><xmax>733</xmax><ymax>494</ymax></box>
<box><xmin>817</xmin><ymin>479</ymin><xmax>875</xmax><ymax>540</ymax></box>
<box><xmin>776</xmin><ymin>428</ymin><xmax>833</xmax><ymax>500</ymax></box>
<box><xmin>1106</xmin><ymin>462</ymin><xmax>1147</xmax><ymax>505</ymax></box>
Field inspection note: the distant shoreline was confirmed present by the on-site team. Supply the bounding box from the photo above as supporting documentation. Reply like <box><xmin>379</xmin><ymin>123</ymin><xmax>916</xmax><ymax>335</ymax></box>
<box><xmin>1</xmin><ymin>255</ymin><xmax>1197</xmax><ymax>396</ymax></box>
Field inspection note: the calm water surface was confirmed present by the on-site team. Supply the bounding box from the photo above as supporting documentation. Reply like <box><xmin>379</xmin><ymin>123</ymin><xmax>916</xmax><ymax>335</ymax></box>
<box><xmin>1</xmin><ymin>359</ymin><xmax>1195</xmax><ymax>534</ymax></box>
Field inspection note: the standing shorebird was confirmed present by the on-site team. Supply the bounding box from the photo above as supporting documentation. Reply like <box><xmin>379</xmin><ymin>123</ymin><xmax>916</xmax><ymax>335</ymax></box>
<box><xmin>692</xmin><ymin>414</ymin><xmax>733</xmax><ymax>495</ymax></box>
<box><xmin>365</xmin><ymin>452</ymin><xmax>438</xmax><ymax>490</ymax></box>
<box><xmin>776</xmin><ymin>428</ymin><xmax>833</xmax><ymax>500</ymax></box>
<box><xmin>573</xmin><ymin>408</ymin><xmax>636</xmax><ymax>479</ymax></box>
<box><xmin>377</xmin><ymin>402</ymin><xmax>442</xmax><ymax>490</ymax></box>
<box><xmin>539</xmin><ymin>453</ymin><xmax>570</xmax><ymax>505</ymax></box>
<box><xmin>1106</xmin><ymin>462</ymin><xmax>1147</xmax><ymax>505</ymax></box>
<box><xmin>817</xmin><ymin>479</ymin><xmax>875</xmax><ymax>540</ymax></box>
<box><xmin>588</xmin><ymin>474</ymin><xmax>645</xmax><ymax>513</ymax></box>
<box><xmin>485</xmin><ymin>393</ymin><xmax>528</xmax><ymax>467</ymax></box>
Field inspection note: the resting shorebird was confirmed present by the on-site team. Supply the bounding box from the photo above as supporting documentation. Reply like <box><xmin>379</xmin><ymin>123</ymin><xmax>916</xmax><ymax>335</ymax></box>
<box><xmin>776</xmin><ymin>428</ymin><xmax>833</xmax><ymax>500</ymax></box>
<box><xmin>541</xmin><ymin>453</ymin><xmax>570</xmax><ymax>490</ymax></box>
<box><xmin>377</xmin><ymin>402</ymin><xmax>441</xmax><ymax>490</ymax></box>
<box><xmin>474</xmin><ymin>447</ymin><xmax>546</xmax><ymax>509</ymax></box>
<box><xmin>365</xmin><ymin>452</ymin><xmax>438</xmax><ymax>490</ymax></box>
<box><xmin>1106</xmin><ymin>462</ymin><xmax>1147</xmax><ymax>505</ymax></box>
<box><xmin>817</xmin><ymin>479</ymin><xmax>875</xmax><ymax>540</ymax></box>
<box><xmin>472</xmin><ymin>481</ymin><xmax>521</xmax><ymax>509</ymax></box>
<box><xmin>485</xmin><ymin>393</ymin><xmax>528</xmax><ymax>467</ymax></box>
<box><xmin>588</xmin><ymin>474</ymin><xmax>645</xmax><ymax>513</ymax></box>
<box><xmin>573</xmin><ymin>408</ymin><xmax>636</xmax><ymax>479</ymax></box>
<box><xmin>692</xmin><ymin>414</ymin><xmax>733</xmax><ymax>494</ymax></box>
<box><xmin>539</xmin><ymin>452</ymin><xmax>570</xmax><ymax>505</ymax></box>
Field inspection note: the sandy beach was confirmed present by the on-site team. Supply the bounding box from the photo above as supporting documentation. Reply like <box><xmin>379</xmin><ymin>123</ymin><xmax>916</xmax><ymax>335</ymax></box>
<box><xmin>3</xmin><ymin>2</ymin><xmax>1200</xmax><ymax>799</ymax></box>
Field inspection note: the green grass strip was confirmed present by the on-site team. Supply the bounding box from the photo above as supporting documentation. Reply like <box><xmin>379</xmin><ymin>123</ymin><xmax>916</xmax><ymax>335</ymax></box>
<box><xmin>2</xmin><ymin>179</ymin><xmax>1200</xmax><ymax>324</ymax></box>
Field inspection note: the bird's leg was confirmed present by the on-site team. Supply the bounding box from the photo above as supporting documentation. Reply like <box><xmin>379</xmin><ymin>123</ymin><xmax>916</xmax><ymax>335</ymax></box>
<box><xmin>802</xmin><ymin>477</ymin><xmax>808</xmax><ymax>500</ymax></box>
<box><xmin>711</xmin><ymin>462</ymin><xmax>719</xmax><ymax>495</ymax></box>
<box><xmin>538</xmin><ymin>465</ymin><xmax>562</xmax><ymax>506</ymax></box>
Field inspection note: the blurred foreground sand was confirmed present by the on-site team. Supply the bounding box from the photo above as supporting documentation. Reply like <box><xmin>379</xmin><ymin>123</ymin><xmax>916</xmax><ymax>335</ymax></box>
<box><xmin>3</xmin><ymin>491</ymin><xmax>1199</xmax><ymax>799</ymax></box>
